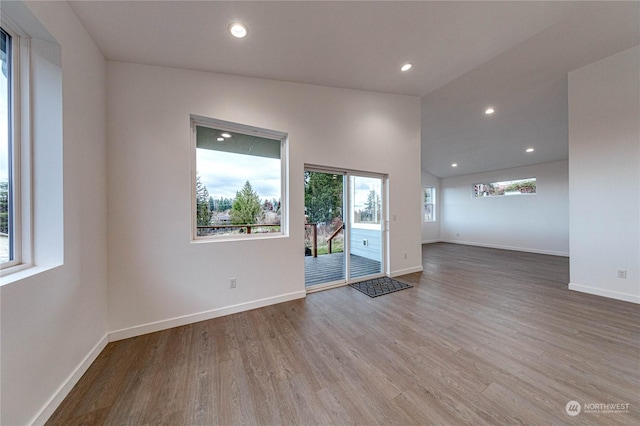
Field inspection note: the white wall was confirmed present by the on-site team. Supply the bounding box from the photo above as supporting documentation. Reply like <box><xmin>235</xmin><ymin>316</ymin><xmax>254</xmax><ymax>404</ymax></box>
<box><xmin>350</xmin><ymin>227</ymin><xmax>382</xmax><ymax>261</ymax></box>
<box><xmin>440</xmin><ymin>161</ymin><xmax>569</xmax><ymax>256</ymax></box>
<box><xmin>568</xmin><ymin>46</ymin><xmax>640</xmax><ymax>304</ymax></box>
<box><xmin>107</xmin><ymin>62</ymin><xmax>422</xmax><ymax>338</ymax></box>
<box><xmin>421</xmin><ymin>169</ymin><xmax>441</xmax><ymax>243</ymax></box>
<box><xmin>0</xmin><ymin>1</ymin><xmax>108</xmax><ymax>425</ymax></box>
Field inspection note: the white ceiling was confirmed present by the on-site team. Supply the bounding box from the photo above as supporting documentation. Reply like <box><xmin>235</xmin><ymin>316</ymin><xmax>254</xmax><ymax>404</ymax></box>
<box><xmin>68</xmin><ymin>0</ymin><xmax>640</xmax><ymax>178</ymax></box>
<box><xmin>422</xmin><ymin>1</ymin><xmax>640</xmax><ymax>178</ymax></box>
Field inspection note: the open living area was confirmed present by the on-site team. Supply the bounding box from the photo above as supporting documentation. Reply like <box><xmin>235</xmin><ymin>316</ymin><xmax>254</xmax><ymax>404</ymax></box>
<box><xmin>1</xmin><ymin>1</ymin><xmax>638</xmax><ymax>425</ymax></box>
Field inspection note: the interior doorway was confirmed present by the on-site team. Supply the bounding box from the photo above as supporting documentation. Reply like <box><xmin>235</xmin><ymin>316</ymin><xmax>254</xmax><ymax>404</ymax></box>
<box><xmin>304</xmin><ymin>167</ymin><xmax>385</xmax><ymax>290</ymax></box>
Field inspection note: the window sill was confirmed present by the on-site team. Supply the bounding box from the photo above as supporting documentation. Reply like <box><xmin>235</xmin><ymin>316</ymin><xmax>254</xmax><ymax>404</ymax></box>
<box><xmin>192</xmin><ymin>232</ymin><xmax>288</xmax><ymax>244</ymax></box>
<box><xmin>0</xmin><ymin>263</ymin><xmax>62</xmax><ymax>286</ymax></box>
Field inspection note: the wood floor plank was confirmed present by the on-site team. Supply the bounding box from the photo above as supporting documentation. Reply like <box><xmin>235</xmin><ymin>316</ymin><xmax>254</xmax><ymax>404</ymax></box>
<box><xmin>316</xmin><ymin>380</ymin><xmax>380</xmax><ymax>425</ymax></box>
<box><xmin>217</xmin><ymin>347</ymin><xmax>258</xmax><ymax>426</ymax></box>
<box><xmin>47</xmin><ymin>243</ymin><xmax>640</xmax><ymax>425</ymax></box>
<box><xmin>275</xmin><ymin>373</ymin><xmax>334</xmax><ymax>425</ymax></box>
<box><xmin>183</xmin><ymin>321</ymin><xmax>219</xmax><ymax>425</ymax></box>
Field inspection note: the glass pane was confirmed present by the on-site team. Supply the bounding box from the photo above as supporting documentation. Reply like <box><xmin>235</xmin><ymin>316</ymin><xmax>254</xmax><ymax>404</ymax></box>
<box><xmin>195</xmin><ymin>125</ymin><xmax>282</xmax><ymax>237</ymax></box>
<box><xmin>1</xmin><ymin>28</ymin><xmax>11</xmax><ymax>263</ymax></box>
<box><xmin>473</xmin><ymin>178</ymin><xmax>536</xmax><ymax>197</ymax></box>
<box><xmin>349</xmin><ymin>175</ymin><xmax>382</xmax><ymax>279</ymax></box>
<box><xmin>424</xmin><ymin>187</ymin><xmax>435</xmax><ymax>222</ymax></box>
<box><xmin>304</xmin><ymin>171</ymin><xmax>345</xmax><ymax>286</ymax></box>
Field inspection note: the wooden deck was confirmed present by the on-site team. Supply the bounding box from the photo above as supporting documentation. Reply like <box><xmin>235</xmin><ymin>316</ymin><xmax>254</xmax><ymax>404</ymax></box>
<box><xmin>305</xmin><ymin>252</ymin><xmax>381</xmax><ymax>286</ymax></box>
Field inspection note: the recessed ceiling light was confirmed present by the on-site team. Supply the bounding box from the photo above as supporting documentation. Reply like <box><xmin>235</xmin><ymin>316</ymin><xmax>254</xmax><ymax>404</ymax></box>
<box><xmin>217</xmin><ymin>137</ymin><xmax>225</xmax><ymax>142</ymax></box>
<box><xmin>451</xmin><ymin>163</ymin><xmax>458</xmax><ymax>167</ymax></box>
<box><xmin>400</xmin><ymin>63</ymin><xmax>412</xmax><ymax>72</ymax></box>
<box><xmin>229</xmin><ymin>23</ymin><xmax>248</xmax><ymax>38</ymax></box>
<box><xmin>221</xmin><ymin>133</ymin><xmax>232</xmax><ymax>138</ymax></box>
<box><xmin>526</xmin><ymin>148</ymin><xmax>535</xmax><ymax>153</ymax></box>
<box><xmin>485</xmin><ymin>107</ymin><xmax>495</xmax><ymax>115</ymax></box>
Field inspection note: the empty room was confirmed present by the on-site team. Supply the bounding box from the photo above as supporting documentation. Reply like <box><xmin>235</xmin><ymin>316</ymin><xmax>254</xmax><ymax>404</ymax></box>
<box><xmin>1</xmin><ymin>1</ymin><xmax>638</xmax><ymax>425</ymax></box>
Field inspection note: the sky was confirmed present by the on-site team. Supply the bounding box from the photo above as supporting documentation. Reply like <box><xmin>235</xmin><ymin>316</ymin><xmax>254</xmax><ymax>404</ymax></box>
<box><xmin>351</xmin><ymin>176</ymin><xmax>381</xmax><ymax>211</ymax></box>
<box><xmin>196</xmin><ymin>148</ymin><xmax>281</xmax><ymax>201</ymax></box>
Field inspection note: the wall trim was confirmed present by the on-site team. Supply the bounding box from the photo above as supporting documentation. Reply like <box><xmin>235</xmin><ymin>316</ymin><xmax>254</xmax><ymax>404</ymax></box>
<box><xmin>439</xmin><ymin>239</ymin><xmax>569</xmax><ymax>257</ymax></box>
<box><xmin>390</xmin><ymin>266</ymin><xmax>424</xmax><ymax>277</ymax></box>
<box><xmin>108</xmin><ymin>290</ymin><xmax>307</xmax><ymax>342</ymax></box>
<box><xmin>31</xmin><ymin>334</ymin><xmax>109</xmax><ymax>426</ymax></box>
<box><xmin>421</xmin><ymin>239</ymin><xmax>440</xmax><ymax>244</ymax></box>
<box><xmin>306</xmin><ymin>281</ymin><xmax>349</xmax><ymax>294</ymax></box>
<box><xmin>569</xmin><ymin>283</ymin><xmax>640</xmax><ymax>304</ymax></box>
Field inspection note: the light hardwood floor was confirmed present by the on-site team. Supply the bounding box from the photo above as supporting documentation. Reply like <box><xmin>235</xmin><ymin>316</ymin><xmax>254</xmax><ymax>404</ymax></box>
<box><xmin>47</xmin><ymin>243</ymin><xmax>640</xmax><ymax>425</ymax></box>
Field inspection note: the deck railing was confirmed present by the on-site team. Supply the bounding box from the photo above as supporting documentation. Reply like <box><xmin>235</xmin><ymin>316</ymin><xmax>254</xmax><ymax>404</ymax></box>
<box><xmin>305</xmin><ymin>222</ymin><xmax>344</xmax><ymax>258</ymax></box>
<box><xmin>197</xmin><ymin>224</ymin><xmax>280</xmax><ymax>235</ymax></box>
<box><xmin>327</xmin><ymin>224</ymin><xmax>344</xmax><ymax>254</ymax></box>
<box><xmin>305</xmin><ymin>223</ymin><xmax>318</xmax><ymax>257</ymax></box>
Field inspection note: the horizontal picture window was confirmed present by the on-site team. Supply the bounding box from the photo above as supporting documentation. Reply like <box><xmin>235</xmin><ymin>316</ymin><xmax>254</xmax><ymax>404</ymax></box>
<box><xmin>473</xmin><ymin>178</ymin><xmax>536</xmax><ymax>198</ymax></box>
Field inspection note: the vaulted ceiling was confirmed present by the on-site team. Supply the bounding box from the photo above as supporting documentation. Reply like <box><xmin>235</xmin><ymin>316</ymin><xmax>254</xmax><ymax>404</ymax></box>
<box><xmin>69</xmin><ymin>1</ymin><xmax>640</xmax><ymax>178</ymax></box>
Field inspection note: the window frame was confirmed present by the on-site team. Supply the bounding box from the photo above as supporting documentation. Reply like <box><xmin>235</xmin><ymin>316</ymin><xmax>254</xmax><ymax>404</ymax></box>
<box><xmin>1</xmin><ymin>3</ymin><xmax>64</xmax><ymax>281</ymax></box>
<box><xmin>190</xmin><ymin>115</ymin><xmax>288</xmax><ymax>242</ymax></box>
<box><xmin>1</xmin><ymin>21</ymin><xmax>23</xmax><ymax>270</ymax></box>
<box><xmin>424</xmin><ymin>186</ymin><xmax>435</xmax><ymax>223</ymax></box>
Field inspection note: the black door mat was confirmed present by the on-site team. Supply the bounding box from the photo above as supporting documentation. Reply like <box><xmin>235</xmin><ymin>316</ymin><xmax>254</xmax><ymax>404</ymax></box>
<box><xmin>349</xmin><ymin>277</ymin><xmax>413</xmax><ymax>298</ymax></box>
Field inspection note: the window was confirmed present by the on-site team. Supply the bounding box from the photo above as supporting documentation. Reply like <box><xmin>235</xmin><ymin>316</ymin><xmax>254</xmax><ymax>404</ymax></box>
<box><xmin>1</xmin><ymin>4</ymin><xmax>63</xmax><ymax>278</ymax></box>
<box><xmin>424</xmin><ymin>187</ymin><xmax>435</xmax><ymax>222</ymax></box>
<box><xmin>192</xmin><ymin>116</ymin><xmax>287</xmax><ymax>240</ymax></box>
<box><xmin>473</xmin><ymin>178</ymin><xmax>537</xmax><ymax>198</ymax></box>
<box><xmin>1</xmin><ymin>25</ymin><xmax>19</xmax><ymax>268</ymax></box>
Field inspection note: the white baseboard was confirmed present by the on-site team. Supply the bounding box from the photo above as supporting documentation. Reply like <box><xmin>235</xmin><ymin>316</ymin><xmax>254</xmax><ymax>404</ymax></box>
<box><xmin>569</xmin><ymin>283</ymin><xmax>640</xmax><ymax>304</ymax></box>
<box><xmin>390</xmin><ymin>266</ymin><xmax>423</xmax><ymax>277</ymax></box>
<box><xmin>31</xmin><ymin>334</ymin><xmax>109</xmax><ymax>426</ymax></box>
<box><xmin>421</xmin><ymin>239</ymin><xmax>440</xmax><ymax>244</ymax></box>
<box><xmin>439</xmin><ymin>239</ymin><xmax>569</xmax><ymax>257</ymax></box>
<box><xmin>109</xmin><ymin>290</ymin><xmax>307</xmax><ymax>342</ymax></box>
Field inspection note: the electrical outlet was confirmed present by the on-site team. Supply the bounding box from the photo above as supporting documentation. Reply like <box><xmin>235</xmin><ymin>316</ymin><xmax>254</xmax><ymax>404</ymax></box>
<box><xmin>403</xmin><ymin>252</ymin><xmax>407</xmax><ymax>260</ymax></box>
<box><xmin>617</xmin><ymin>269</ymin><xmax>627</xmax><ymax>279</ymax></box>
<box><xmin>229</xmin><ymin>278</ymin><xmax>237</xmax><ymax>288</ymax></box>
<box><xmin>363</xmin><ymin>239</ymin><xmax>368</xmax><ymax>246</ymax></box>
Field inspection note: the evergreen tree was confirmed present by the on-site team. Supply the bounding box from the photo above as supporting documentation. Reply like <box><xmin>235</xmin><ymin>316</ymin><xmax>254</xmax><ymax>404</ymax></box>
<box><xmin>0</xmin><ymin>181</ymin><xmax>8</xmax><ymax>234</ymax></box>
<box><xmin>230</xmin><ymin>181</ymin><xmax>263</xmax><ymax>225</ymax></box>
<box><xmin>196</xmin><ymin>175</ymin><xmax>212</xmax><ymax>226</ymax></box>
<box><xmin>216</xmin><ymin>197</ymin><xmax>233</xmax><ymax>212</ymax></box>
<box><xmin>304</xmin><ymin>172</ymin><xmax>343</xmax><ymax>225</ymax></box>
<box><xmin>364</xmin><ymin>190</ymin><xmax>381</xmax><ymax>223</ymax></box>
